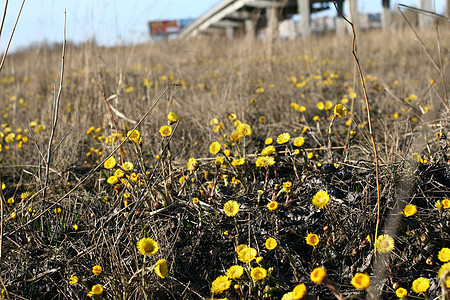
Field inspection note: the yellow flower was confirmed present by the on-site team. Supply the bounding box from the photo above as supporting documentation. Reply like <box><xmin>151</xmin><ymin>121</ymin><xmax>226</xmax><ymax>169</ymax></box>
<box><xmin>255</xmin><ymin>256</ymin><xmax>263</xmax><ymax>263</ymax></box>
<box><xmin>250</xmin><ymin>267</ymin><xmax>267</xmax><ymax>281</ymax></box>
<box><xmin>236</xmin><ymin>123</ymin><xmax>252</xmax><ymax>136</ymax></box>
<box><xmin>237</xmin><ymin>245</ymin><xmax>257</xmax><ymax>263</ymax></box>
<box><xmin>403</xmin><ymin>204</ymin><xmax>417</xmax><ymax>217</ymax></box>
<box><xmin>277</xmin><ymin>133</ymin><xmax>291</xmax><ymax>144</ymax></box>
<box><xmin>374</xmin><ymin>234</ymin><xmax>395</xmax><ymax>253</ymax></box>
<box><xmin>209</xmin><ymin>141</ymin><xmax>221</xmax><ymax>154</ymax></box>
<box><xmin>188</xmin><ymin>157</ymin><xmax>198</xmax><ymax>171</ymax></box>
<box><xmin>86</xmin><ymin>126</ymin><xmax>95</xmax><ymax>134</ymax></box>
<box><xmin>333</xmin><ymin>104</ymin><xmax>347</xmax><ymax>117</ymax></box>
<box><xmin>282</xmin><ymin>292</ymin><xmax>294</xmax><ymax>300</ymax></box>
<box><xmin>126</xmin><ymin>129</ymin><xmax>141</xmax><ymax>144</ymax></box>
<box><xmin>305</xmin><ymin>233</ymin><xmax>319</xmax><ymax>246</ymax></box>
<box><xmin>312</xmin><ymin>115</ymin><xmax>320</xmax><ymax>122</ymax></box>
<box><xmin>107</xmin><ymin>176</ymin><xmax>119</xmax><ymax>185</ymax></box>
<box><xmin>90</xmin><ymin>284</ymin><xmax>103</xmax><ymax>295</ymax></box>
<box><xmin>228</xmin><ymin>113</ymin><xmax>237</xmax><ymax>120</ymax></box>
<box><xmin>438</xmin><ymin>262</ymin><xmax>450</xmax><ymax>288</ymax></box>
<box><xmin>1</xmin><ymin>183</ymin><xmax>5</xmax><ymax>190</ymax></box>
<box><xmin>154</xmin><ymin>258</ymin><xmax>168</xmax><ymax>279</ymax></box>
<box><xmin>412</xmin><ymin>277</ymin><xmax>429</xmax><ymax>293</ymax></box>
<box><xmin>69</xmin><ymin>275</ymin><xmax>79</xmax><ymax>285</ymax></box>
<box><xmin>317</xmin><ymin>101</ymin><xmax>325</xmax><ymax>110</ymax></box>
<box><xmin>215</xmin><ymin>156</ymin><xmax>224</xmax><ymax>166</ymax></box>
<box><xmin>230</xmin><ymin>131</ymin><xmax>243</xmax><ymax>142</ymax></box>
<box><xmin>351</xmin><ymin>273</ymin><xmax>370</xmax><ymax>290</ymax></box>
<box><xmin>92</xmin><ymin>265</ymin><xmax>102</xmax><ymax>275</ymax></box>
<box><xmin>438</xmin><ymin>248</ymin><xmax>450</xmax><ymax>262</ymax></box>
<box><xmin>255</xmin><ymin>156</ymin><xmax>275</xmax><ymax>168</ymax></box>
<box><xmin>223</xmin><ymin>200</ymin><xmax>239</xmax><ymax>217</ymax></box>
<box><xmin>111</xmin><ymin>169</ymin><xmax>124</xmax><ymax>179</ymax></box>
<box><xmin>236</xmin><ymin>244</ymin><xmax>247</xmax><ymax>253</ymax></box>
<box><xmin>54</xmin><ymin>207</ymin><xmax>62</xmax><ymax>214</ymax></box>
<box><xmin>307</xmin><ymin>152</ymin><xmax>315</xmax><ymax>160</ymax></box>
<box><xmin>159</xmin><ymin>125</ymin><xmax>172</xmax><ymax>137</ymax></box>
<box><xmin>259</xmin><ymin>116</ymin><xmax>266</xmax><ymax>123</ymax></box>
<box><xmin>231</xmin><ymin>158</ymin><xmax>245</xmax><ymax>166</ymax></box>
<box><xmin>226</xmin><ymin>265</ymin><xmax>244</xmax><ymax>279</ymax></box>
<box><xmin>267</xmin><ymin>201</ymin><xmax>278</xmax><ymax>211</ymax></box>
<box><xmin>11</xmin><ymin>212</ymin><xmax>17</xmax><ymax>219</ymax></box>
<box><xmin>312</xmin><ymin>190</ymin><xmax>330</xmax><ymax>209</ymax></box>
<box><xmin>137</xmin><ymin>237</ymin><xmax>159</xmax><ymax>256</ymax></box>
<box><xmin>211</xmin><ymin>275</ymin><xmax>231</xmax><ymax>294</ymax></box>
<box><xmin>168</xmin><ymin>112</ymin><xmax>180</xmax><ymax>124</ymax></box>
<box><xmin>20</xmin><ymin>192</ymin><xmax>33</xmax><ymax>201</ymax></box>
<box><xmin>192</xmin><ymin>197</ymin><xmax>199</xmax><ymax>204</ymax></box>
<box><xmin>265</xmin><ymin>238</ymin><xmax>277</xmax><ymax>250</ymax></box>
<box><xmin>395</xmin><ymin>287</ymin><xmax>407</xmax><ymax>298</ymax></box>
<box><xmin>324</xmin><ymin>101</ymin><xmax>334</xmax><ymax>110</ymax></box>
<box><xmin>282</xmin><ymin>181</ymin><xmax>292</xmax><ymax>193</ymax></box>
<box><xmin>122</xmin><ymin>161</ymin><xmax>134</xmax><ymax>171</ymax></box>
<box><xmin>265</xmin><ymin>137</ymin><xmax>273</xmax><ymax>145</ymax></box>
<box><xmin>293</xmin><ymin>136</ymin><xmax>305</xmax><ymax>147</ymax></box>
<box><xmin>442</xmin><ymin>199</ymin><xmax>450</xmax><ymax>209</ymax></box>
<box><xmin>310</xmin><ymin>267</ymin><xmax>326</xmax><ymax>283</ymax></box>
<box><xmin>104</xmin><ymin>156</ymin><xmax>117</xmax><ymax>169</ymax></box>
<box><xmin>292</xmin><ymin>283</ymin><xmax>307</xmax><ymax>299</ymax></box>
<box><xmin>261</xmin><ymin>145</ymin><xmax>276</xmax><ymax>156</ymax></box>
<box><xmin>130</xmin><ymin>172</ymin><xmax>139</xmax><ymax>182</ymax></box>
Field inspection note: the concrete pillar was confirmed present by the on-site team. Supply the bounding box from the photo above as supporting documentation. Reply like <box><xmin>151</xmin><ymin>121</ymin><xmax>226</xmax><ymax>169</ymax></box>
<box><xmin>245</xmin><ymin>19</ymin><xmax>255</xmax><ymax>41</ymax></box>
<box><xmin>297</xmin><ymin>0</ymin><xmax>310</xmax><ymax>39</ymax></box>
<box><xmin>225</xmin><ymin>26</ymin><xmax>234</xmax><ymax>40</ymax></box>
<box><xmin>418</xmin><ymin>0</ymin><xmax>433</xmax><ymax>28</ymax></box>
<box><xmin>381</xmin><ymin>0</ymin><xmax>391</xmax><ymax>31</ymax></box>
<box><xmin>267</xmin><ymin>6</ymin><xmax>278</xmax><ymax>41</ymax></box>
<box><xmin>335</xmin><ymin>0</ymin><xmax>346</xmax><ymax>36</ymax></box>
<box><xmin>447</xmin><ymin>0</ymin><xmax>450</xmax><ymax>18</ymax></box>
<box><xmin>345</xmin><ymin>0</ymin><xmax>358</xmax><ymax>34</ymax></box>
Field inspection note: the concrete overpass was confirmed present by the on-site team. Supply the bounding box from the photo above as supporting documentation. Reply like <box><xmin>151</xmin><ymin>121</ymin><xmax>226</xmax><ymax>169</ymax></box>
<box><xmin>178</xmin><ymin>0</ymin><xmax>442</xmax><ymax>40</ymax></box>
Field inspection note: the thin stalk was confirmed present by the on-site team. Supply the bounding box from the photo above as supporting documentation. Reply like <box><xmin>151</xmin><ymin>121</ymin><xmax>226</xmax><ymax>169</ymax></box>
<box><xmin>43</xmin><ymin>10</ymin><xmax>66</xmax><ymax>200</ymax></box>
<box><xmin>333</xmin><ymin>2</ymin><xmax>382</xmax><ymax>245</ymax></box>
<box><xmin>0</xmin><ymin>0</ymin><xmax>25</xmax><ymax>72</ymax></box>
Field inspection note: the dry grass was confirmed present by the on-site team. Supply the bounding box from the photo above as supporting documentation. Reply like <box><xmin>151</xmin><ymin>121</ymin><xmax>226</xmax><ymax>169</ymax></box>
<box><xmin>0</xmin><ymin>25</ymin><xmax>449</xmax><ymax>299</ymax></box>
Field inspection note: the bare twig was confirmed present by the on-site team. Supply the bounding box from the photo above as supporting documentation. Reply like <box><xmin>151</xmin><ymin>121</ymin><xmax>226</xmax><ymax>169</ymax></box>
<box><xmin>333</xmin><ymin>1</ymin><xmax>382</xmax><ymax>246</ymax></box>
<box><xmin>0</xmin><ymin>0</ymin><xmax>25</xmax><ymax>73</ymax></box>
<box><xmin>42</xmin><ymin>10</ymin><xmax>66</xmax><ymax>200</ymax></box>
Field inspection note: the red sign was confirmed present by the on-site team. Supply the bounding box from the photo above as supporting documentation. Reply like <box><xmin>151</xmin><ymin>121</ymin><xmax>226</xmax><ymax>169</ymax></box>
<box><xmin>149</xmin><ymin>20</ymin><xmax>180</xmax><ymax>35</ymax></box>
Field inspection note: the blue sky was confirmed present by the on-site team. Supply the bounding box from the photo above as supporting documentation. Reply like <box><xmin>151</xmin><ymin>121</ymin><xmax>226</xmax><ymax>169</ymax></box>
<box><xmin>1</xmin><ymin>0</ymin><xmax>446</xmax><ymax>52</ymax></box>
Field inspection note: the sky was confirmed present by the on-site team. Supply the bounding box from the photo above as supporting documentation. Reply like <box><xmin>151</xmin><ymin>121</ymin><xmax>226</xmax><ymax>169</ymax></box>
<box><xmin>0</xmin><ymin>0</ymin><xmax>446</xmax><ymax>52</ymax></box>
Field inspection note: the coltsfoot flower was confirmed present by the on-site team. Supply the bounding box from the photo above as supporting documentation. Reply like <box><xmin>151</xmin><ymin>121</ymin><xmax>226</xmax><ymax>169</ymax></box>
<box><xmin>250</xmin><ymin>267</ymin><xmax>267</xmax><ymax>281</ymax></box>
<box><xmin>137</xmin><ymin>237</ymin><xmax>159</xmax><ymax>256</ymax></box>
<box><xmin>265</xmin><ymin>238</ymin><xmax>277</xmax><ymax>250</ymax></box>
<box><xmin>305</xmin><ymin>233</ymin><xmax>319</xmax><ymax>246</ymax></box>
<box><xmin>223</xmin><ymin>200</ymin><xmax>239</xmax><ymax>217</ymax></box>
<box><xmin>154</xmin><ymin>259</ymin><xmax>168</xmax><ymax>279</ymax></box>
<box><xmin>211</xmin><ymin>275</ymin><xmax>231</xmax><ymax>294</ymax></box>
<box><xmin>310</xmin><ymin>267</ymin><xmax>326</xmax><ymax>283</ymax></box>
<box><xmin>412</xmin><ymin>277</ymin><xmax>429</xmax><ymax>293</ymax></box>
<box><xmin>351</xmin><ymin>273</ymin><xmax>370</xmax><ymax>290</ymax></box>
<box><xmin>374</xmin><ymin>234</ymin><xmax>395</xmax><ymax>253</ymax></box>
<box><xmin>312</xmin><ymin>190</ymin><xmax>330</xmax><ymax>209</ymax></box>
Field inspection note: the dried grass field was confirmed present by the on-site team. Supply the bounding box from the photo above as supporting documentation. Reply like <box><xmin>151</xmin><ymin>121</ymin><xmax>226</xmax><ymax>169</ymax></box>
<box><xmin>0</xmin><ymin>21</ymin><xmax>449</xmax><ymax>300</ymax></box>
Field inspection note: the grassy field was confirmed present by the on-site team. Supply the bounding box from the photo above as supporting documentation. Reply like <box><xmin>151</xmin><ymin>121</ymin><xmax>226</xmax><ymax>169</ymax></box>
<box><xmin>0</xmin><ymin>23</ymin><xmax>449</xmax><ymax>300</ymax></box>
